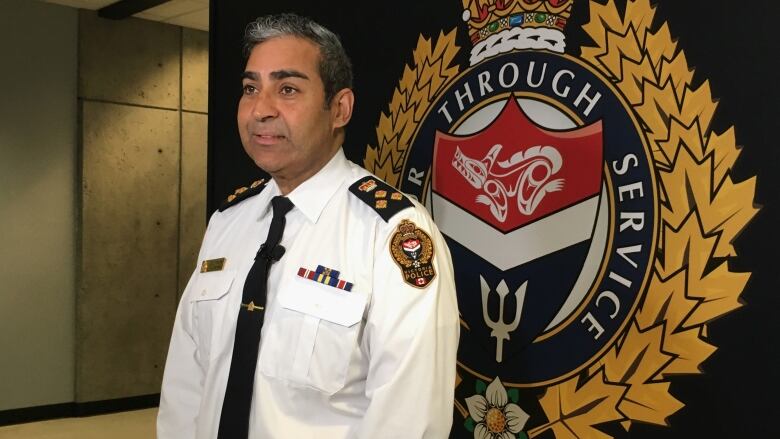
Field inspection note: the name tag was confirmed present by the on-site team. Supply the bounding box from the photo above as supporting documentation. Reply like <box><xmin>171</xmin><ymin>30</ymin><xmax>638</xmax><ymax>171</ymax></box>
<box><xmin>200</xmin><ymin>257</ymin><xmax>226</xmax><ymax>273</ymax></box>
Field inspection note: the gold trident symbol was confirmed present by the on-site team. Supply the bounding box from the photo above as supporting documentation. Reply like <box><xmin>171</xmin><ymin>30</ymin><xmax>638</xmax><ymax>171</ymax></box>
<box><xmin>480</xmin><ymin>276</ymin><xmax>527</xmax><ymax>363</ymax></box>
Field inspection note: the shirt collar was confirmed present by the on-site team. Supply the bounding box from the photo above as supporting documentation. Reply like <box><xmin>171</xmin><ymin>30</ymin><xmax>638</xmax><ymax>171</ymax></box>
<box><xmin>265</xmin><ymin>149</ymin><xmax>351</xmax><ymax>224</ymax></box>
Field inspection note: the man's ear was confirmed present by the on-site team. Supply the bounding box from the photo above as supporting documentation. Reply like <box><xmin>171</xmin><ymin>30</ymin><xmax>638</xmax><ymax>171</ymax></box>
<box><xmin>331</xmin><ymin>88</ymin><xmax>355</xmax><ymax>129</ymax></box>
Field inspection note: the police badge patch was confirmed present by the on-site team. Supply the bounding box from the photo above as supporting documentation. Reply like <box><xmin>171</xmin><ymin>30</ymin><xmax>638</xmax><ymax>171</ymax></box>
<box><xmin>366</xmin><ymin>0</ymin><xmax>758</xmax><ymax>437</ymax></box>
<box><xmin>390</xmin><ymin>220</ymin><xmax>437</xmax><ymax>288</ymax></box>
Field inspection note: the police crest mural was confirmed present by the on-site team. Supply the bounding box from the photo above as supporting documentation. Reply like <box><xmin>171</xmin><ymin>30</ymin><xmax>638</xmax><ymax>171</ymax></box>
<box><xmin>365</xmin><ymin>0</ymin><xmax>758</xmax><ymax>437</ymax></box>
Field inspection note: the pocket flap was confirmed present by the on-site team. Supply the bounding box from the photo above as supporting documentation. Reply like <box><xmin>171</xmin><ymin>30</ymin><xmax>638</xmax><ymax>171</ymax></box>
<box><xmin>191</xmin><ymin>269</ymin><xmax>236</xmax><ymax>302</ymax></box>
<box><xmin>279</xmin><ymin>279</ymin><xmax>367</xmax><ymax>327</ymax></box>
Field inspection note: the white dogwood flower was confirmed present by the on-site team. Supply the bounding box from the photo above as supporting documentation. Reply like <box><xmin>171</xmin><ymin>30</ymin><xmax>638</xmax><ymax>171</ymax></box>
<box><xmin>466</xmin><ymin>377</ymin><xmax>530</xmax><ymax>439</ymax></box>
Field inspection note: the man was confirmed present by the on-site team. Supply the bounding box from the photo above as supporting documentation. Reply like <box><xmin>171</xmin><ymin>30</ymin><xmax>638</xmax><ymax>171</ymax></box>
<box><xmin>157</xmin><ymin>13</ymin><xmax>459</xmax><ymax>439</ymax></box>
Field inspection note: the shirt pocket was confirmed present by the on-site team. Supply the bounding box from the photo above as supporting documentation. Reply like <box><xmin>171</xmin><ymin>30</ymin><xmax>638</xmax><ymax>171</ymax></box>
<box><xmin>275</xmin><ymin>279</ymin><xmax>367</xmax><ymax>395</ymax></box>
<box><xmin>189</xmin><ymin>269</ymin><xmax>236</xmax><ymax>365</ymax></box>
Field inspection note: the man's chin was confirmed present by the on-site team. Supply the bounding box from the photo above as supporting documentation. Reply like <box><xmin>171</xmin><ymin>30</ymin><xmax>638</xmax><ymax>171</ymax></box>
<box><xmin>253</xmin><ymin>161</ymin><xmax>281</xmax><ymax>174</ymax></box>
<box><xmin>244</xmin><ymin>148</ymin><xmax>284</xmax><ymax>171</ymax></box>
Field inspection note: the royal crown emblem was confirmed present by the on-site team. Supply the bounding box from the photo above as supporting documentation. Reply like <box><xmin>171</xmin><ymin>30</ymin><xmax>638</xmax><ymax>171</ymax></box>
<box><xmin>464</xmin><ymin>0</ymin><xmax>573</xmax><ymax>63</ymax></box>
<box><xmin>367</xmin><ymin>0</ymin><xmax>757</xmax><ymax>437</ymax></box>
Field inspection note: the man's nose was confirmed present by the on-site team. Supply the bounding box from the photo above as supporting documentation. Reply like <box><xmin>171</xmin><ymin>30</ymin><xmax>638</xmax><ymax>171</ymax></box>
<box><xmin>251</xmin><ymin>91</ymin><xmax>278</xmax><ymax>121</ymax></box>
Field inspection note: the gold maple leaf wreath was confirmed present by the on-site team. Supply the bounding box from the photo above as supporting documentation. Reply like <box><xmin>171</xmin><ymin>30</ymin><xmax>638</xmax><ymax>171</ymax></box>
<box><xmin>365</xmin><ymin>1</ymin><xmax>758</xmax><ymax>437</ymax></box>
<box><xmin>364</xmin><ymin>29</ymin><xmax>461</xmax><ymax>186</ymax></box>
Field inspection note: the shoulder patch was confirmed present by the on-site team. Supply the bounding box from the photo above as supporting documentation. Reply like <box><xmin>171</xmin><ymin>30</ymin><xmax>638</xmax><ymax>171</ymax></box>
<box><xmin>218</xmin><ymin>179</ymin><xmax>267</xmax><ymax>212</ymax></box>
<box><xmin>349</xmin><ymin>176</ymin><xmax>413</xmax><ymax>222</ymax></box>
<box><xmin>390</xmin><ymin>219</ymin><xmax>436</xmax><ymax>288</ymax></box>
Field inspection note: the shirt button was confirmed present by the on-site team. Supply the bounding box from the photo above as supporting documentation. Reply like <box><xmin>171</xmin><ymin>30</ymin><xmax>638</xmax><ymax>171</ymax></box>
<box><xmin>201</xmin><ymin>290</ymin><xmax>207</xmax><ymax>296</ymax></box>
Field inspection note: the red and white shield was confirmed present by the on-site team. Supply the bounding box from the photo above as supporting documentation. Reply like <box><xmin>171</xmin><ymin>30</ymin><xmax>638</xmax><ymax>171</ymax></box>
<box><xmin>431</xmin><ymin>98</ymin><xmax>604</xmax><ymax>270</ymax></box>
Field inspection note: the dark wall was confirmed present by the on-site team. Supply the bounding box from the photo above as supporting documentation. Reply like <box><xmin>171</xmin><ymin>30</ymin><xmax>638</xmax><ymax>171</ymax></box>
<box><xmin>208</xmin><ymin>1</ymin><xmax>779</xmax><ymax>436</ymax></box>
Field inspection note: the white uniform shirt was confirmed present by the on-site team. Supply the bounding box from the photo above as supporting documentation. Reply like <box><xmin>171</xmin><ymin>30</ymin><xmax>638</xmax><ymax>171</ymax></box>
<box><xmin>158</xmin><ymin>149</ymin><xmax>459</xmax><ymax>438</ymax></box>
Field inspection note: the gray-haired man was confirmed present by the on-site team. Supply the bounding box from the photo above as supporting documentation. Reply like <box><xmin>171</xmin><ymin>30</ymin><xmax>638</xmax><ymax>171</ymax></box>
<box><xmin>157</xmin><ymin>13</ymin><xmax>459</xmax><ymax>439</ymax></box>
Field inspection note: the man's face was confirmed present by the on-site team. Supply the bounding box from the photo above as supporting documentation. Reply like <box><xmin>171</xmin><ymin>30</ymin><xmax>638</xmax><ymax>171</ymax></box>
<box><xmin>237</xmin><ymin>36</ymin><xmax>347</xmax><ymax>192</ymax></box>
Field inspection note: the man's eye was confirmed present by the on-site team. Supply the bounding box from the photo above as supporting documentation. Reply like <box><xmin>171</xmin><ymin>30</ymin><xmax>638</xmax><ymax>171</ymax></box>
<box><xmin>242</xmin><ymin>84</ymin><xmax>257</xmax><ymax>95</ymax></box>
<box><xmin>280</xmin><ymin>86</ymin><xmax>297</xmax><ymax>95</ymax></box>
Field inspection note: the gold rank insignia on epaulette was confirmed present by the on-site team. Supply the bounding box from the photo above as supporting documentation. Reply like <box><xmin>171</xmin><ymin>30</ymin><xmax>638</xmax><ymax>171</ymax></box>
<box><xmin>218</xmin><ymin>179</ymin><xmax>267</xmax><ymax>212</ymax></box>
<box><xmin>349</xmin><ymin>176</ymin><xmax>412</xmax><ymax>222</ymax></box>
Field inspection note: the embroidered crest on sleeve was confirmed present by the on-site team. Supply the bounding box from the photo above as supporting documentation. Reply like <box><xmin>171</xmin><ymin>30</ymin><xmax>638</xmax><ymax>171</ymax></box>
<box><xmin>390</xmin><ymin>220</ymin><xmax>436</xmax><ymax>289</ymax></box>
<box><xmin>349</xmin><ymin>176</ymin><xmax>412</xmax><ymax>222</ymax></box>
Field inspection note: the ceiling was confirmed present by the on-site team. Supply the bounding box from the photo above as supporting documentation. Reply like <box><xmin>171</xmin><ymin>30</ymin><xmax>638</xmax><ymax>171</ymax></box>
<box><xmin>41</xmin><ymin>0</ymin><xmax>209</xmax><ymax>31</ymax></box>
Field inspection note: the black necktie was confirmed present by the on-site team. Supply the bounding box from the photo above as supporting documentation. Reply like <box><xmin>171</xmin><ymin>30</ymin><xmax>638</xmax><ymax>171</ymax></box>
<box><xmin>217</xmin><ymin>195</ymin><xmax>294</xmax><ymax>439</ymax></box>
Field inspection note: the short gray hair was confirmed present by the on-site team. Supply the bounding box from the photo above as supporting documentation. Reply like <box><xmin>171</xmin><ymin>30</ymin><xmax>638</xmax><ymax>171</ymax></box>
<box><xmin>244</xmin><ymin>13</ymin><xmax>353</xmax><ymax>105</ymax></box>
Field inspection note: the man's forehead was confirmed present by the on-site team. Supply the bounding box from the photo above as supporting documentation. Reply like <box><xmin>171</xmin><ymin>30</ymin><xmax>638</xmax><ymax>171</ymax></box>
<box><xmin>247</xmin><ymin>36</ymin><xmax>320</xmax><ymax>62</ymax></box>
<box><xmin>243</xmin><ymin>37</ymin><xmax>321</xmax><ymax>78</ymax></box>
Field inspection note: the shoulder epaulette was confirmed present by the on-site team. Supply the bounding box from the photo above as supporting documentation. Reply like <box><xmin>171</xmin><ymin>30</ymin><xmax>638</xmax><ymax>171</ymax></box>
<box><xmin>349</xmin><ymin>176</ymin><xmax>413</xmax><ymax>222</ymax></box>
<box><xmin>218</xmin><ymin>179</ymin><xmax>267</xmax><ymax>212</ymax></box>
